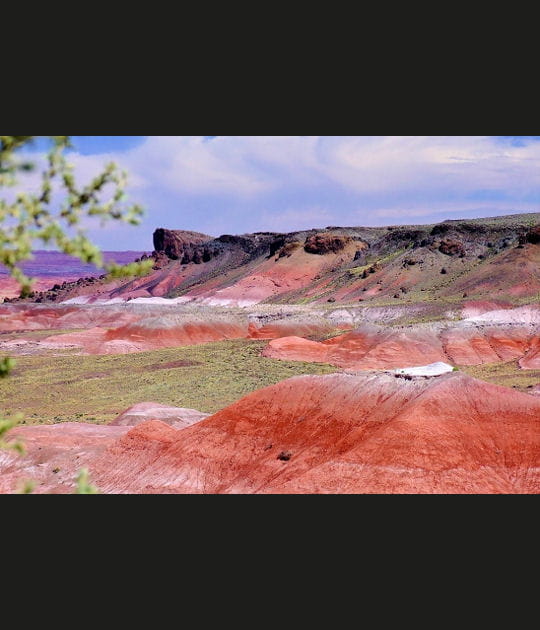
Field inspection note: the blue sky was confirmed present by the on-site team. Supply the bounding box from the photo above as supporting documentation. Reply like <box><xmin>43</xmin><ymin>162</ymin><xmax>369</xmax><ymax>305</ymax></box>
<box><xmin>23</xmin><ymin>136</ymin><xmax>540</xmax><ymax>251</ymax></box>
<box><xmin>70</xmin><ymin>136</ymin><xmax>146</xmax><ymax>154</ymax></box>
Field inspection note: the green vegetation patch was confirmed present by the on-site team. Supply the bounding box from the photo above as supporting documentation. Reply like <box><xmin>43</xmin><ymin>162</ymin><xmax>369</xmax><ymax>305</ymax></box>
<box><xmin>0</xmin><ymin>339</ymin><xmax>338</xmax><ymax>425</ymax></box>
<box><xmin>346</xmin><ymin>264</ymin><xmax>371</xmax><ymax>276</ymax></box>
<box><xmin>460</xmin><ymin>360</ymin><xmax>540</xmax><ymax>394</ymax></box>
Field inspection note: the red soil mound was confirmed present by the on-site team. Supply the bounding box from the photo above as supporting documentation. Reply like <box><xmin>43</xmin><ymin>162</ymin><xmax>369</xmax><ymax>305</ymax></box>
<box><xmin>1</xmin><ymin>303</ymin><xmax>343</xmax><ymax>355</ymax></box>
<box><xmin>247</xmin><ymin>321</ymin><xmax>339</xmax><ymax>340</ymax></box>
<box><xmin>84</xmin><ymin>373</ymin><xmax>540</xmax><ymax>493</ymax></box>
<box><xmin>263</xmin><ymin>325</ymin><xmax>446</xmax><ymax>369</ymax></box>
<box><xmin>42</xmin><ymin>327</ymin><xmax>149</xmax><ymax>354</ymax></box>
<box><xmin>263</xmin><ymin>323</ymin><xmax>540</xmax><ymax>370</ymax></box>
<box><xmin>104</xmin><ymin>319</ymin><xmax>249</xmax><ymax>347</ymax></box>
<box><xmin>0</xmin><ymin>304</ymin><xmax>139</xmax><ymax>332</ymax></box>
<box><xmin>0</xmin><ymin>423</ymin><xmax>129</xmax><ymax>493</ymax></box>
<box><xmin>261</xmin><ymin>336</ymin><xmax>331</xmax><ymax>362</ymax></box>
<box><xmin>110</xmin><ymin>402</ymin><xmax>209</xmax><ymax>428</ymax></box>
<box><xmin>3</xmin><ymin>373</ymin><xmax>537</xmax><ymax>493</ymax></box>
<box><xmin>441</xmin><ymin>326</ymin><xmax>533</xmax><ymax>365</ymax></box>
<box><xmin>40</xmin><ymin>319</ymin><xmax>250</xmax><ymax>354</ymax></box>
<box><xmin>520</xmin><ymin>337</ymin><xmax>540</xmax><ymax>369</ymax></box>
<box><xmin>0</xmin><ymin>305</ymin><xmax>65</xmax><ymax>331</ymax></box>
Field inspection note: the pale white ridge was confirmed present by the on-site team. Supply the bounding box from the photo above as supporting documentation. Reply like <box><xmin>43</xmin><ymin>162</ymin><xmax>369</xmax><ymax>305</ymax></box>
<box><xmin>393</xmin><ymin>362</ymin><xmax>455</xmax><ymax>377</ymax></box>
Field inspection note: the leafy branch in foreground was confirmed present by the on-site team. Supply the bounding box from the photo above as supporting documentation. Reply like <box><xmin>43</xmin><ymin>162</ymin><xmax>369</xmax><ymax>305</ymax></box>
<box><xmin>0</xmin><ymin>416</ymin><xmax>25</xmax><ymax>454</ymax></box>
<box><xmin>17</xmin><ymin>480</ymin><xmax>36</xmax><ymax>494</ymax></box>
<box><xmin>0</xmin><ymin>356</ymin><xmax>15</xmax><ymax>378</ymax></box>
<box><xmin>0</xmin><ymin>357</ymin><xmax>24</xmax><ymax>453</ymax></box>
<box><xmin>74</xmin><ymin>468</ymin><xmax>99</xmax><ymax>494</ymax></box>
<box><xmin>0</xmin><ymin>136</ymin><xmax>148</xmax><ymax>493</ymax></box>
<box><xmin>0</xmin><ymin>135</ymin><xmax>152</xmax><ymax>297</ymax></box>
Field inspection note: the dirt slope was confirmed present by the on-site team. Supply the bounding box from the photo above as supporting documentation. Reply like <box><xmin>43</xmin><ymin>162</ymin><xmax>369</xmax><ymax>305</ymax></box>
<box><xmin>263</xmin><ymin>321</ymin><xmax>540</xmax><ymax>370</ymax></box>
<box><xmin>2</xmin><ymin>372</ymin><xmax>538</xmax><ymax>493</ymax></box>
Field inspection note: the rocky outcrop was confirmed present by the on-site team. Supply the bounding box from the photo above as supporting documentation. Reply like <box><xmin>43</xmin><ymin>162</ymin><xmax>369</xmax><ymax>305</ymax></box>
<box><xmin>304</xmin><ymin>234</ymin><xmax>352</xmax><ymax>255</ymax></box>
<box><xmin>525</xmin><ymin>226</ymin><xmax>540</xmax><ymax>244</ymax></box>
<box><xmin>383</xmin><ymin>228</ymin><xmax>428</xmax><ymax>248</ymax></box>
<box><xmin>279</xmin><ymin>242</ymin><xmax>301</xmax><ymax>258</ymax></box>
<box><xmin>10</xmin><ymin>212</ymin><xmax>540</xmax><ymax>306</ymax></box>
<box><xmin>153</xmin><ymin>230</ymin><xmax>286</xmax><ymax>267</ymax></box>
<box><xmin>153</xmin><ymin>229</ymin><xmax>212</xmax><ymax>260</ymax></box>
<box><xmin>439</xmin><ymin>238</ymin><xmax>466</xmax><ymax>257</ymax></box>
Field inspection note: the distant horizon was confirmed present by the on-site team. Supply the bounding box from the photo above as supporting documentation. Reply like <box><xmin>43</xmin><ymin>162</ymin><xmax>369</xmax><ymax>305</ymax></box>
<box><xmin>17</xmin><ymin>136</ymin><xmax>540</xmax><ymax>250</ymax></box>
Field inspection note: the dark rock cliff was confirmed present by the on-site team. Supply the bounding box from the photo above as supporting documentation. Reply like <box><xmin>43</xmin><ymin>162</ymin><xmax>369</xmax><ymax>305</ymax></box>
<box><xmin>152</xmin><ymin>217</ymin><xmax>540</xmax><ymax>268</ymax></box>
<box><xmin>153</xmin><ymin>229</ymin><xmax>212</xmax><ymax>260</ymax></box>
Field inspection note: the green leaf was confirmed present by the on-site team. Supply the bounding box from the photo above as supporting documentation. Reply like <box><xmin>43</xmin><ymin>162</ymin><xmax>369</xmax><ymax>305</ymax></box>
<box><xmin>74</xmin><ymin>468</ymin><xmax>100</xmax><ymax>494</ymax></box>
<box><xmin>0</xmin><ymin>356</ymin><xmax>15</xmax><ymax>378</ymax></box>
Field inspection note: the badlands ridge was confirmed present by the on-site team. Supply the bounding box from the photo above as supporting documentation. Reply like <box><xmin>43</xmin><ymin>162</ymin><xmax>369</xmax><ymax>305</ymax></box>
<box><xmin>1</xmin><ymin>213</ymin><xmax>539</xmax><ymax>493</ymax></box>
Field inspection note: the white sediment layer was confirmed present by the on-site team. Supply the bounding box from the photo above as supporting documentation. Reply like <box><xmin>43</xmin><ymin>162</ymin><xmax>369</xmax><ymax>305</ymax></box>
<box><xmin>60</xmin><ymin>296</ymin><xmax>94</xmax><ymax>304</ymax></box>
<box><xmin>393</xmin><ymin>362</ymin><xmax>455</xmax><ymax>377</ymax></box>
<box><xmin>464</xmin><ymin>305</ymin><xmax>540</xmax><ymax>325</ymax></box>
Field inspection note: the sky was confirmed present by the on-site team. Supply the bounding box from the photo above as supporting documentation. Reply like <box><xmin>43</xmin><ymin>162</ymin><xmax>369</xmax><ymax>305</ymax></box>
<box><xmin>19</xmin><ymin>136</ymin><xmax>540</xmax><ymax>251</ymax></box>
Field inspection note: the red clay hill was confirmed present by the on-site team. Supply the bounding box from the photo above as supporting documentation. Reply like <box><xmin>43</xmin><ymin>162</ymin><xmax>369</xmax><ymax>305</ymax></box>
<box><xmin>11</xmin><ymin>212</ymin><xmax>539</xmax><ymax>307</ymax></box>
<box><xmin>263</xmin><ymin>320</ymin><xmax>540</xmax><ymax>370</ymax></box>
<box><xmin>1</xmin><ymin>372</ymin><xmax>538</xmax><ymax>493</ymax></box>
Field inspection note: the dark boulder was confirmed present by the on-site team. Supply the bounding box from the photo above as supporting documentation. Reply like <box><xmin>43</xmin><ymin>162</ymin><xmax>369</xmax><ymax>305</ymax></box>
<box><xmin>153</xmin><ymin>228</ymin><xmax>211</xmax><ymax>260</ymax></box>
<box><xmin>526</xmin><ymin>226</ymin><xmax>540</xmax><ymax>244</ymax></box>
<box><xmin>304</xmin><ymin>234</ymin><xmax>351</xmax><ymax>255</ymax></box>
<box><xmin>439</xmin><ymin>239</ymin><xmax>466</xmax><ymax>257</ymax></box>
<box><xmin>431</xmin><ymin>224</ymin><xmax>451</xmax><ymax>236</ymax></box>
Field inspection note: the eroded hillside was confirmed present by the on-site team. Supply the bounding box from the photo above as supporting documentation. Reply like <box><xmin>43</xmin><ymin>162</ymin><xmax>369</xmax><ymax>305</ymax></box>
<box><xmin>12</xmin><ymin>213</ymin><xmax>539</xmax><ymax>308</ymax></box>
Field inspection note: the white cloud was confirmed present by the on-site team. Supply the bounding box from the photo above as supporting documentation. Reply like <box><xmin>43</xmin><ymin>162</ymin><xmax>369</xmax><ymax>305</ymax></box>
<box><xmin>12</xmin><ymin>137</ymin><xmax>540</xmax><ymax>248</ymax></box>
<box><xmin>312</xmin><ymin>136</ymin><xmax>540</xmax><ymax>194</ymax></box>
<box><xmin>90</xmin><ymin>135</ymin><xmax>540</xmax><ymax>199</ymax></box>
<box><xmin>367</xmin><ymin>200</ymin><xmax>538</xmax><ymax>222</ymax></box>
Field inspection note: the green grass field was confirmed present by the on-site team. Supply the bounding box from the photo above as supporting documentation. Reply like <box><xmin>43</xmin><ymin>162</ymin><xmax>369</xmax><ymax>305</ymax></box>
<box><xmin>460</xmin><ymin>360</ymin><xmax>540</xmax><ymax>394</ymax></box>
<box><xmin>2</xmin><ymin>332</ymin><xmax>537</xmax><ymax>429</ymax></box>
<box><xmin>0</xmin><ymin>339</ymin><xmax>338</xmax><ymax>425</ymax></box>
